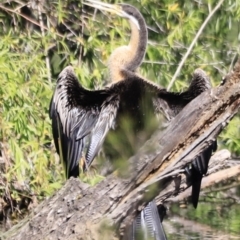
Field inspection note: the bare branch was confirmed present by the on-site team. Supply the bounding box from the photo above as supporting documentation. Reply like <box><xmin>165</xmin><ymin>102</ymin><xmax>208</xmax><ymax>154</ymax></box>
<box><xmin>36</xmin><ymin>2</ymin><xmax>51</xmax><ymax>83</ymax></box>
<box><xmin>167</xmin><ymin>0</ymin><xmax>225</xmax><ymax>90</ymax></box>
<box><xmin>0</xmin><ymin>4</ymin><xmax>80</xmax><ymax>44</ymax></box>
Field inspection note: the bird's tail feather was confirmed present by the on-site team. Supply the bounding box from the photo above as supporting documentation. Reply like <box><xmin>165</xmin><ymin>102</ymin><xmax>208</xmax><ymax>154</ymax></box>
<box><xmin>128</xmin><ymin>200</ymin><xmax>167</xmax><ymax>240</ymax></box>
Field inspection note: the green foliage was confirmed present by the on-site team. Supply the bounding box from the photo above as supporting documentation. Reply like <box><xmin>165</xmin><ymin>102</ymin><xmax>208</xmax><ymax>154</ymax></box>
<box><xmin>0</xmin><ymin>32</ymin><xmax>63</xmax><ymax>196</ymax></box>
<box><xmin>0</xmin><ymin>0</ymin><xmax>240</xmax><ymax>230</ymax></box>
<box><xmin>220</xmin><ymin>116</ymin><xmax>240</xmax><ymax>155</ymax></box>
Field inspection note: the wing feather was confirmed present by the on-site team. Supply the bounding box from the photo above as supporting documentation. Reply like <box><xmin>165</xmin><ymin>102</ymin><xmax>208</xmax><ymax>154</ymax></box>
<box><xmin>131</xmin><ymin>201</ymin><xmax>167</xmax><ymax>240</ymax></box>
<box><xmin>49</xmin><ymin>66</ymin><xmax>117</xmax><ymax>178</ymax></box>
<box><xmin>85</xmin><ymin>95</ymin><xmax>119</xmax><ymax>169</ymax></box>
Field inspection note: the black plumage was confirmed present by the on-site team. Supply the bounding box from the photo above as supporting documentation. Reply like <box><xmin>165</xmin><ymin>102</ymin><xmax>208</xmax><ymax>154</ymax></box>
<box><xmin>50</xmin><ymin>67</ymin><xmax>160</xmax><ymax>177</ymax></box>
<box><xmin>185</xmin><ymin>140</ymin><xmax>217</xmax><ymax>208</ymax></box>
<box><xmin>49</xmin><ymin>67</ymin><xmax>213</xmax><ymax>178</ymax></box>
<box><xmin>130</xmin><ymin>201</ymin><xmax>167</xmax><ymax>240</ymax></box>
<box><xmin>49</xmin><ymin>1</ymin><xmax>217</xmax><ymax>239</ymax></box>
<box><xmin>49</xmin><ymin>65</ymin><xmax>214</xmax><ymax>240</ymax></box>
<box><xmin>158</xmin><ymin>68</ymin><xmax>217</xmax><ymax>208</ymax></box>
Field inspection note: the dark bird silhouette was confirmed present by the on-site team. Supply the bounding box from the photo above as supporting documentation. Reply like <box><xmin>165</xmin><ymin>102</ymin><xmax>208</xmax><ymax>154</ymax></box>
<box><xmin>158</xmin><ymin>68</ymin><xmax>217</xmax><ymax>208</ymax></box>
<box><xmin>49</xmin><ymin>0</ymin><xmax>216</xmax><ymax>239</ymax></box>
<box><xmin>49</xmin><ymin>1</ymin><xmax>159</xmax><ymax>178</ymax></box>
<box><xmin>184</xmin><ymin>140</ymin><xmax>217</xmax><ymax>208</ymax></box>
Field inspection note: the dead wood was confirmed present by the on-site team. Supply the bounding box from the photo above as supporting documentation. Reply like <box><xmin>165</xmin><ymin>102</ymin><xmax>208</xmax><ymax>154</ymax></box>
<box><xmin>3</xmin><ymin>61</ymin><xmax>240</xmax><ymax>240</ymax></box>
<box><xmin>164</xmin><ymin>149</ymin><xmax>240</xmax><ymax>205</ymax></box>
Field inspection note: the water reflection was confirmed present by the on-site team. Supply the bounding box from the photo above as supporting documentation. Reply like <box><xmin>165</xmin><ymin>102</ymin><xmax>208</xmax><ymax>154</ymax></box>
<box><xmin>164</xmin><ymin>215</ymin><xmax>239</xmax><ymax>239</ymax></box>
<box><xmin>164</xmin><ymin>186</ymin><xmax>240</xmax><ymax>239</ymax></box>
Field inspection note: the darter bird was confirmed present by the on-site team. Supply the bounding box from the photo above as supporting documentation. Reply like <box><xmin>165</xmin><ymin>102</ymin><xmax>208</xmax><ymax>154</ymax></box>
<box><xmin>49</xmin><ymin>1</ymin><xmax>216</xmax><ymax>239</ymax></box>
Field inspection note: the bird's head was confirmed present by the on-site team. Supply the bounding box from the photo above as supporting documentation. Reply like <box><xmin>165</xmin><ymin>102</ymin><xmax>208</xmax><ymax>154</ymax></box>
<box><xmin>83</xmin><ymin>0</ymin><xmax>147</xmax><ymax>82</ymax></box>
<box><xmin>83</xmin><ymin>0</ymin><xmax>141</xmax><ymax>30</ymax></box>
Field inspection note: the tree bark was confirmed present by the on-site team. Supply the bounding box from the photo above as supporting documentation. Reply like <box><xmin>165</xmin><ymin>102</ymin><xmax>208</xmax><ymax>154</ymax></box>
<box><xmin>4</xmin><ymin>61</ymin><xmax>240</xmax><ymax>240</ymax></box>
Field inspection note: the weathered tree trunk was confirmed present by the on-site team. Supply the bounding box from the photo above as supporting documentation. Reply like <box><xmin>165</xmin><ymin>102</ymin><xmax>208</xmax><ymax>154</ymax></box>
<box><xmin>4</xmin><ymin>61</ymin><xmax>240</xmax><ymax>240</ymax></box>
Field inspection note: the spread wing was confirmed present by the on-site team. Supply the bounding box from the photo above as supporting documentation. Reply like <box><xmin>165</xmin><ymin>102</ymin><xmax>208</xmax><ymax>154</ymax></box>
<box><xmin>85</xmin><ymin>94</ymin><xmax>120</xmax><ymax>170</ymax></box>
<box><xmin>49</xmin><ymin>66</ymin><xmax>119</xmax><ymax>178</ymax></box>
<box><xmin>182</xmin><ymin>69</ymin><xmax>217</xmax><ymax>207</ymax></box>
<box><xmin>156</xmin><ymin>68</ymin><xmax>212</xmax><ymax>120</ymax></box>
<box><xmin>156</xmin><ymin>68</ymin><xmax>217</xmax><ymax>208</ymax></box>
<box><xmin>186</xmin><ymin>68</ymin><xmax>212</xmax><ymax>97</ymax></box>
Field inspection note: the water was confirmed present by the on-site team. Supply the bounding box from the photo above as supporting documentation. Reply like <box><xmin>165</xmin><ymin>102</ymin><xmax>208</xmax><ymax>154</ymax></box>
<box><xmin>164</xmin><ymin>185</ymin><xmax>240</xmax><ymax>239</ymax></box>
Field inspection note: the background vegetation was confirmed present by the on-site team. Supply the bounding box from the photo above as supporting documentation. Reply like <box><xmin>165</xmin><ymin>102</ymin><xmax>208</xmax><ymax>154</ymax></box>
<box><xmin>0</xmin><ymin>0</ymin><xmax>240</xmax><ymax>233</ymax></box>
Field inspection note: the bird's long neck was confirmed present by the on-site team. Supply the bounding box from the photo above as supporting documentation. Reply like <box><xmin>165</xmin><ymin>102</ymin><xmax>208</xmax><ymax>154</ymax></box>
<box><xmin>127</xmin><ymin>15</ymin><xmax>147</xmax><ymax>71</ymax></box>
<box><xmin>108</xmin><ymin>12</ymin><xmax>148</xmax><ymax>83</ymax></box>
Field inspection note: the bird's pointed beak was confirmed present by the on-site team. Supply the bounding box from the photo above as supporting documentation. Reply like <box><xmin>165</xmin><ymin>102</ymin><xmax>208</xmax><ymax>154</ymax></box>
<box><xmin>83</xmin><ymin>0</ymin><xmax>126</xmax><ymax>17</ymax></box>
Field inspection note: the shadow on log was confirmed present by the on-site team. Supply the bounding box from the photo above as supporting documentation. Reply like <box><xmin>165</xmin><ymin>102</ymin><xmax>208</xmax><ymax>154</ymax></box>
<box><xmin>2</xmin><ymin>61</ymin><xmax>240</xmax><ymax>240</ymax></box>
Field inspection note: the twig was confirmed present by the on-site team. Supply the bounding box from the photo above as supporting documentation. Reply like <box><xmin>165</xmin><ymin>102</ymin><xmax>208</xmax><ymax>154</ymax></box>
<box><xmin>0</xmin><ymin>4</ymin><xmax>78</xmax><ymax>44</ymax></box>
<box><xmin>138</xmin><ymin>1</ymin><xmax>165</xmax><ymax>34</ymax></box>
<box><xmin>167</xmin><ymin>0</ymin><xmax>225</xmax><ymax>90</ymax></box>
<box><xmin>203</xmin><ymin>182</ymin><xmax>240</xmax><ymax>194</ymax></box>
<box><xmin>78</xmin><ymin>4</ymin><xmax>84</xmax><ymax>66</ymax></box>
<box><xmin>229</xmin><ymin>52</ymin><xmax>238</xmax><ymax>71</ymax></box>
<box><xmin>143</xmin><ymin>60</ymin><xmax>223</xmax><ymax>66</ymax></box>
<box><xmin>37</xmin><ymin>3</ymin><xmax>51</xmax><ymax>83</ymax></box>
